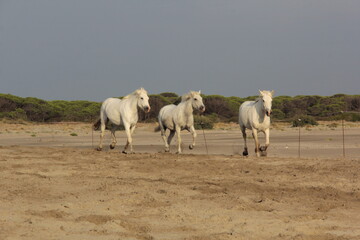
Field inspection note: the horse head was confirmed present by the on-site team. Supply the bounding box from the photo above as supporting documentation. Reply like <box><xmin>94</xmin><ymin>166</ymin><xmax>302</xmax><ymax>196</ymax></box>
<box><xmin>182</xmin><ymin>90</ymin><xmax>205</xmax><ymax>113</ymax></box>
<box><xmin>259</xmin><ymin>90</ymin><xmax>274</xmax><ymax>117</ymax></box>
<box><xmin>135</xmin><ymin>88</ymin><xmax>151</xmax><ymax>113</ymax></box>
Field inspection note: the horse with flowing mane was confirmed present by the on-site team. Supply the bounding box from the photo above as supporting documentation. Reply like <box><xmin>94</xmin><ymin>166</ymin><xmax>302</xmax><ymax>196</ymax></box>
<box><xmin>93</xmin><ymin>88</ymin><xmax>150</xmax><ymax>154</ymax></box>
<box><xmin>155</xmin><ymin>91</ymin><xmax>205</xmax><ymax>154</ymax></box>
<box><xmin>239</xmin><ymin>90</ymin><xmax>274</xmax><ymax>157</ymax></box>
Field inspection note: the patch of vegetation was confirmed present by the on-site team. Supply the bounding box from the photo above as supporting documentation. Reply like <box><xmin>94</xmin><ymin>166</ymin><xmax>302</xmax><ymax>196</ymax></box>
<box><xmin>292</xmin><ymin>115</ymin><xmax>319</xmax><ymax>127</ymax></box>
<box><xmin>194</xmin><ymin>114</ymin><xmax>216</xmax><ymax>130</ymax></box>
<box><xmin>0</xmin><ymin>93</ymin><xmax>359</xmax><ymax>123</ymax></box>
<box><xmin>327</xmin><ymin>123</ymin><xmax>338</xmax><ymax>129</ymax></box>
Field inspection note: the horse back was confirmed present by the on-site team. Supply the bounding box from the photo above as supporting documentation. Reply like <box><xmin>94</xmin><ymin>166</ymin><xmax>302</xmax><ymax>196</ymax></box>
<box><xmin>239</xmin><ymin>101</ymin><xmax>256</xmax><ymax>128</ymax></box>
<box><xmin>239</xmin><ymin>100</ymin><xmax>270</xmax><ymax>131</ymax></box>
<box><xmin>101</xmin><ymin>98</ymin><xmax>122</xmax><ymax>125</ymax></box>
<box><xmin>159</xmin><ymin>104</ymin><xmax>176</xmax><ymax>116</ymax></box>
<box><xmin>158</xmin><ymin>104</ymin><xmax>177</xmax><ymax>129</ymax></box>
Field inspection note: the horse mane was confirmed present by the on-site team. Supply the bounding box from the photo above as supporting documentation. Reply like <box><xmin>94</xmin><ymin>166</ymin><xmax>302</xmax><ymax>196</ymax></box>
<box><xmin>123</xmin><ymin>88</ymin><xmax>147</xmax><ymax>99</ymax></box>
<box><xmin>255</xmin><ymin>90</ymin><xmax>273</xmax><ymax>102</ymax></box>
<box><xmin>254</xmin><ymin>97</ymin><xmax>261</xmax><ymax>103</ymax></box>
<box><xmin>262</xmin><ymin>90</ymin><xmax>273</xmax><ymax>96</ymax></box>
<box><xmin>181</xmin><ymin>91</ymin><xmax>198</xmax><ymax>102</ymax></box>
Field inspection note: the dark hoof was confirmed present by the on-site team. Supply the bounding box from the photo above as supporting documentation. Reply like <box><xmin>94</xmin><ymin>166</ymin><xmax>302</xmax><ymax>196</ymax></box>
<box><xmin>260</xmin><ymin>146</ymin><xmax>267</xmax><ymax>152</ymax></box>
<box><xmin>110</xmin><ymin>144</ymin><xmax>115</xmax><ymax>149</ymax></box>
<box><xmin>243</xmin><ymin>147</ymin><xmax>248</xmax><ymax>156</ymax></box>
<box><xmin>260</xmin><ymin>151</ymin><xmax>267</xmax><ymax>157</ymax></box>
<box><xmin>122</xmin><ymin>150</ymin><xmax>127</xmax><ymax>154</ymax></box>
<box><xmin>189</xmin><ymin>145</ymin><xmax>194</xmax><ymax>150</ymax></box>
<box><xmin>96</xmin><ymin>147</ymin><xmax>102</xmax><ymax>151</ymax></box>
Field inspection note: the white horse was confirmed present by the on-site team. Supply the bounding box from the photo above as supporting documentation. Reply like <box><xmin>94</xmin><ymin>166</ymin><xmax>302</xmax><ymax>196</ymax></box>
<box><xmin>93</xmin><ymin>88</ymin><xmax>150</xmax><ymax>154</ymax></box>
<box><xmin>156</xmin><ymin>91</ymin><xmax>205</xmax><ymax>154</ymax></box>
<box><xmin>239</xmin><ymin>90</ymin><xmax>274</xmax><ymax>157</ymax></box>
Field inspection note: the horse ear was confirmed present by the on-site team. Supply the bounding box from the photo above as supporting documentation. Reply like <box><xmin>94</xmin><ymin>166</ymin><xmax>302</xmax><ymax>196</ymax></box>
<box><xmin>259</xmin><ymin>90</ymin><xmax>264</xmax><ymax>96</ymax></box>
<box><xmin>198</xmin><ymin>90</ymin><xmax>201</xmax><ymax>94</ymax></box>
<box><xmin>271</xmin><ymin>90</ymin><xmax>275</xmax><ymax>96</ymax></box>
<box><xmin>138</xmin><ymin>87</ymin><xmax>147</xmax><ymax>95</ymax></box>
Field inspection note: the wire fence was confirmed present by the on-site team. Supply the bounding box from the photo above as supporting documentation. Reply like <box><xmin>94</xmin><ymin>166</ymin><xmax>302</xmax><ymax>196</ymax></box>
<box><xmin>296</xmin><ymin>111</ymin><xmax>360</xmax><ymax>159</ymax></box>
<box><xmin>1</xmin><ymin>112</ymin><xmax>358</xmax><ymax>159</ymax></box>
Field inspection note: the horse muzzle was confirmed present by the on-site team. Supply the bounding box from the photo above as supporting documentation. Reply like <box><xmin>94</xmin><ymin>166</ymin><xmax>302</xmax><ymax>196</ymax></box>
<box><xmin>144</xmin><ymin>106</ymin><xmax>151</xmax><ymax>113</ymax></box>
<box><xmin>266</xmin><ymin>110</ymin><xmax>272</xmax><ymax>117</ymax></box>
<box><xmin>199</xmin><ymin>106</ymin><xmax>205</xmax><ymax>113</ymax></box>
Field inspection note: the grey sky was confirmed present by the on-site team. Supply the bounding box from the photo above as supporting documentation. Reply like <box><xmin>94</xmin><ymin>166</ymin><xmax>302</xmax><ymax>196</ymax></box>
<box><xmin>1</xmin><ymin>0</ymin><xmax>359</xmax><ymax>101</ymax></box>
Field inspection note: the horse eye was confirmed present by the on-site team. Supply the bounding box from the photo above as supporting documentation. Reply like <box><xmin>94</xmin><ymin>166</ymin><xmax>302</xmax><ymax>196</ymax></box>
<box><xmin>194</xmin><ymin>98</ymin><xmax>198</xmax><ymax>101</ymax></box>
<box><xmin>141</xmin><ymin>97</ymin><xmax>144</xmax><ymax>100</ymax></box>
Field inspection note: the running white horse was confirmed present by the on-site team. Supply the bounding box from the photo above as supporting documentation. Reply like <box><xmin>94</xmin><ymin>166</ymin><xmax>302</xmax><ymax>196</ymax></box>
<box><xmin>156</xmin><ymin>91</ymin><xmax>205</xmax><ymax>154</ymax></box>
<box><xmin>239</xmin><ymin>90</ymin><xmax>274</xmax><ymax>157</ymax></box>
<box><xmin>93</xmin><ymin>88</ymin><xmax>150</xmax><ymax>154</ymax></box>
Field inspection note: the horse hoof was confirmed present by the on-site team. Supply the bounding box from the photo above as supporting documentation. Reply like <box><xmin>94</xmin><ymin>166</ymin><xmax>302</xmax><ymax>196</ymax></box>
<box><xmin>110</xmin><ymin>145</ymin><xmax>115</xmax><ymax>150</ymax></box>
<box><xmin>242</xmin><ymin>151</ymin><xmax>248</xmax><ymax>156</ymax></box>
<box><xmin>122</xmin><ymin>150</ymin><xmax>127</xmax><ymax>154</ymax></box>
<box><xmin>189</xmin><ymin>145</ymin><xmax>194</xmax><ymax>150</ymax></box>
<box><xmin>96</xmin><ymin>147</ymin><xmax>102</xmax><ymax>151</ymax></box>
<box><xmin>165</xmin><ymin>148</ymin><xmax>170</xmax><ymax>152</ymax></box>
<box><xmin>260</xmin><ymin>146</ymin><xmax>267</xmax><ymax>152</ymax></box>
<box><xmin>260</xmin><ymin>151</ymin><xmax>267</xmax><ymax>157</ymax></box>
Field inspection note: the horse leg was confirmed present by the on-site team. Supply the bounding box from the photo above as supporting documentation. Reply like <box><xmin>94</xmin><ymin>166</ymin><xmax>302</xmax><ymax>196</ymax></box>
<box><xmin>252</xmin><ymin>129</ymin><xmax>260</xmax><ymax>157</ymax></box>
<box><xmin>188</xmin><ymin>125</ymin><xmax>197</xmax><ymax>150</ymax></box>
<box><xmin>175</xmin><ymin>126</ymin><xmax>182</xmax><ymax>154</ymax></box>
<box><xmin>97</xmin><ymin>120</ymin><xmax>106</xmax><ymax>151</ymax></box>
<box><xmin>241</xmin><ymin>126</ymin><xmax>248</xmax><ymax>156</ymax></box>
<box><xmin>122</xmin><ymin>124</ymin><xmax>134</xmax><ymax>154</ymax></box>
<box><xmin>109</xmin><ymin>126</ymin><xmax>117</xmax><ymax>149</ymax></box>
<box><xmin>160</xmin><ymin>126</ymin><xmax>170</xmax><ymax>152</ymax></box>
<box><xmin>166</xmin><ymin>130</ymin><xmax>175</xmax><ymax>152</ymax></box>
<box><xmin>260</xmin><ymin>128</ymin><xmax>270</xmax><ymax>156</ymax></box>
<box><xmin>129</xmin><ymin>125</ymin><xmax>136</xmax><ymax>153</ymax></box>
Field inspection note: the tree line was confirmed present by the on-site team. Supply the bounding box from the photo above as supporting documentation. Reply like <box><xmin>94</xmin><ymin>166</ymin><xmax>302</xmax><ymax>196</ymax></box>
<box><xmin>0</xmin><ymin>93</ymin><xmax>359</xmax><ymax>128</ymax></box>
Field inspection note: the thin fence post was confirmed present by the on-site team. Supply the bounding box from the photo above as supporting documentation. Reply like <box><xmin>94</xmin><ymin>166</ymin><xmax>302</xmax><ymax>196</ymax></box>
<box><xmin>298</xmin><ymin>119</ymin><xmax>301</xmax><ymax>158</ymax></box>
<box><xmin>200</xmin><ymin>116</ymin><xmax>209</xmax><ymax>155</ymax></box>
<box><xmin>341</xmin><ymin>111</ymin><xmax>345</xmax><ymax>158</ymax></box>
<box><xmin>92</xmin><ymin>126</ymin><xmax>94</xmax><ymax>149</ymax></box>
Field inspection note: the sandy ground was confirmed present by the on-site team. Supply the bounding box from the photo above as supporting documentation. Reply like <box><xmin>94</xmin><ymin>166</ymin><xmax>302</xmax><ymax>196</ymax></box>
<box><xmin>0</xmin><ymin>121</ymin><xmax>360</xmax><ymax>239</ymax></box>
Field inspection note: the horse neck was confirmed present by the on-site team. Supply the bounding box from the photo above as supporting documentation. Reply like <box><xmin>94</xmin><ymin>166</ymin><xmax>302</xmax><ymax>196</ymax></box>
<box><xmin>123</xmin><ymin>95</ymin><xmax>138</xmax><ymax>112</ymax></box>
<box><xmin>179</xmin><ymin>100</ymin><xmax>193</xmax><ymax>116</ymax></box>
<box><xmin>254</xmin><ymin>100</ymin><xmax>266</xmax><ymax>120</ymax></box>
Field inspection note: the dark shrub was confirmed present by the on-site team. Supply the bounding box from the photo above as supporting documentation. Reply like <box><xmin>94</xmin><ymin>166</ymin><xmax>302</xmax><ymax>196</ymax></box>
<box><xmin>272</xmin><ymin>109</ymin><xmax>286</xmax><ymax>120</ymax></box>
<box><xmin>194</xmin><ymin>115</ymin><xmax>214</xmax><ymax>129</ymax></box>
<box><xmin>292</xmin><ymin>115</ymin><xmax>318</xmax><ymax>127</ymax></box>
<box><xmin>159</xmin><ymin>92</ymin><xmax>178</xmax><ymax>98</ymax></box>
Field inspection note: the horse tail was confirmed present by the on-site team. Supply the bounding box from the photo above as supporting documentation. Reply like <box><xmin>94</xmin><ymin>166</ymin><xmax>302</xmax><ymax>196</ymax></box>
<box><xmin>93</xmin><ymin>118</ymin><xmax>110</xmax><ymax>131</ymax></box>
<box><xmin>93</xmin><ymin>118</ymin><xmax>101</xmax><ymax>131</ymax></box>
<box><xmin>154</xmin><ymin>125</ymin><xmax>161</xmax><ymax>132</ymax></box>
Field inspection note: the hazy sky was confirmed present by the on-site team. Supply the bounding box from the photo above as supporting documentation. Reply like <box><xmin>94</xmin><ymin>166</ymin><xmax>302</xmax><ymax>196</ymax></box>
<box><xmin>1</xmin><ymin>0</ymin><xmax>359</xmax><ymax>101</ymax></box>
